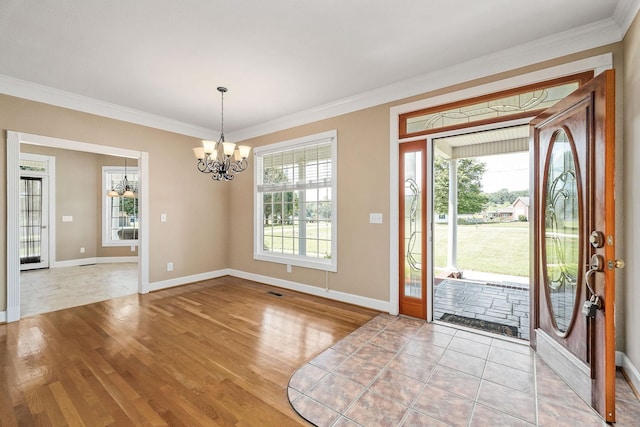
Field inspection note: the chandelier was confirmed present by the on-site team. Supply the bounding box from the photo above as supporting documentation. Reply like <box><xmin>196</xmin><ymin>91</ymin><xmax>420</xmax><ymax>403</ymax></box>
<box><xmin>193</xmin><ymin>87</ymin><xmax>251</xmax><ymax>181</ymax></box>
<box><xmin>107</xmin><ymin>157</ymin><xmax>136</xmax><ymax>198</ymax></box>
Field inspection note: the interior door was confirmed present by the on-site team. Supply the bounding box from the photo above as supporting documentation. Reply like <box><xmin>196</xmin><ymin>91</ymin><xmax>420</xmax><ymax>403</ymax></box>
<box><xmin>399</xmin><ymin>140</ymin><xmax>427</xmax><ymax>319</ymax></box>
<box><xmin>19</xmin><ymin>175</ymin><xmax>49</xmax><ymax>270</ymax></box>
<box><xmin>531</xmin><ymin>70</ymin><xmax>618</xmax><ymax>422</ymax></box>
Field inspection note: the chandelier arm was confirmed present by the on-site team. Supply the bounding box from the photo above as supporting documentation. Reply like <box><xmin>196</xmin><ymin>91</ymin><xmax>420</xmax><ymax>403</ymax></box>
<box><xmin>228</xmin><ymin>159</ymin><xmax>248</xmax><ymax>174</ymax></box>
<box><xmin>196</xmin><ymin>159</ymin><xmax>209</xmax><ymax>173</ymax></box>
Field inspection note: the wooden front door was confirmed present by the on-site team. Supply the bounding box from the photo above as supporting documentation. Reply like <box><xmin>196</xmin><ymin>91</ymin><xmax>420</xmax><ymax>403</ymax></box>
<box><xmin>531</xmin><ymin>70</ymin><xmax>619</xmax><ymax>422</ymax></box>
<box><xmin>399</xmin><ymin>140</ymin><xmax>427</xmax><ymax>319</ymax></box>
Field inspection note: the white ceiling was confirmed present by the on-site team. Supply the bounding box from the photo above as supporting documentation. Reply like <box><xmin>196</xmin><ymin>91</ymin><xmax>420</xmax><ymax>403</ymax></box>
<box><xmin>0</xmin><ymin>1</ymin><xmax>637</xmax><ymax>140</ymax></box>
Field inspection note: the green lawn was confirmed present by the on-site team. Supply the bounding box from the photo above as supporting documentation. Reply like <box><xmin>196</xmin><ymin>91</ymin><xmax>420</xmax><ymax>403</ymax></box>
<box><xmin>433</xmin><ymin>221</ymin><xmax>530</xmax><ymax>277</ymax></box>
<box><xmin>263</xmin><ymin>222</ymin><xmax>332</xmax><ymax>258</ymax></box>
<box><xmin>264</xmin><ymin>220</ymin><xmax>531</xmax><ymax>278</ymax></box>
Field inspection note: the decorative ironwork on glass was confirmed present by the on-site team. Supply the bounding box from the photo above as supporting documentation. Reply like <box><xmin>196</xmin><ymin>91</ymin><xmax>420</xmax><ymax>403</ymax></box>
<box><xmin>405</xmin><ymin>81</ymin><xmax>579</xmax><ymax>134</ymax></box>
<box><xmin>544</xmin><ymin>129</ymin><xmax>579</xmax><ymax>333</ymax></box>
<box><xmin>403</xmin><ymin>151</ymin><xmax>422</xmax><ymax>298</ymax></box>
<box><xmin>405</xmin><ymin>178</ymin><xmax>421</xmax><ymax>272</ymax></box>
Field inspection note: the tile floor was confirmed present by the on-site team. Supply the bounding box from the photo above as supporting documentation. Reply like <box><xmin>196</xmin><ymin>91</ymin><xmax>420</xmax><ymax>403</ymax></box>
<box><xmin>20</xmin><ymin>263</ymin><xmax>138</xmax><ymax>317</ymax></box>
<box><xmin>288</xmin><ymin>313</ymin><xmax>640</xmax><ymax>426</ymax></box>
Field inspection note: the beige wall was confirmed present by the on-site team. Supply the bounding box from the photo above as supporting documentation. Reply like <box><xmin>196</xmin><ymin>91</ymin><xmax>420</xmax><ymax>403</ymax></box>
<box><xmin>229</xmin><ymin>108</ymin><xmax>391</xmax><ymax>301</ymax></box>
<box><xmin>623</xmin><ymin>12</ymin><xmax>640</xmax><ymax>375</ymax></box>
<box><xmin>1</xmin><ymin>95</ymin><xmax>232</xmax><ymax>310</ymax></box>
<box><xmin>19</xmin><ymin>146</ymin><xmax>137</xmax><ymax>261</ymax></box>
<box><xmin>22</xmin><ymin>145</ymin><xmax>100</xmax><ymax>261</ymax></box>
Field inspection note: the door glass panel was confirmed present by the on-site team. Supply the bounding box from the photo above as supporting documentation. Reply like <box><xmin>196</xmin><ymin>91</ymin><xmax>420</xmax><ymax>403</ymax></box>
<box><xmin>19</xmin><ymin>177</ymin><xmax>43</xmax><ymax>265</ymax></box>
<box><xmin>403</xmin><ymin>152</ymin><xmax>423</xmax><ymax>298</ymax></box>
<box><xmin>544</xmin><ymin>129</ymin><xmax>579</xmax><ymax>333</ymax></box>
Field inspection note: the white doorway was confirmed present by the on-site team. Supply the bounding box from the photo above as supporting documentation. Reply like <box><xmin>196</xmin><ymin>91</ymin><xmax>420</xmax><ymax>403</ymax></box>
<box><xmin>429</xmin><ymin>125</ymin><xmax>531</xmax><ymax>340</ymax></box>
<box><xmin>6</xmin><ymin>131</ymin><xmax>150</xmax><ymax>322</ymax></box>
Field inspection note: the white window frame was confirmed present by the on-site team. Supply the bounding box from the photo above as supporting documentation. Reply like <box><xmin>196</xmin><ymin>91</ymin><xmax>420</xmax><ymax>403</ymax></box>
<box><xmin>102</xmin><ymin>166</ymin><xmax>139</xmax><ymax>247</ymax></box>
<box><xmin>254</xmin><ymin>130</ymin><xmax>337</xmax><ymax>272</ymax></box>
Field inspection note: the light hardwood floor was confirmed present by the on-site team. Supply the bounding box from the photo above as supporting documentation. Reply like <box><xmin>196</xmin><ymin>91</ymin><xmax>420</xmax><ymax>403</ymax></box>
<box><xmin>0</xmin><ymin>276</ymin><xmax>378</xmax><ymax>426</ymax></box>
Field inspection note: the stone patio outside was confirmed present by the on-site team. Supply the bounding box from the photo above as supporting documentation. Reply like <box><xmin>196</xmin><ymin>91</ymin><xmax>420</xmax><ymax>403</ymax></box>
<box><xmin>433</xmin><ymin>271</ymin><xmax>530</xmax><ymax>340</ymax></box>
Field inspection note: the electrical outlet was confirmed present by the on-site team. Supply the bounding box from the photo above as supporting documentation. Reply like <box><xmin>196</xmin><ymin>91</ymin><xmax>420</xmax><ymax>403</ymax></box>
<box><xmin>80</xmin><ymin>247</ymin><xmax>85</xmax><ymax>254</ymax></box>
<box><xmin>287</xmin><ymin>264</ymin><xmax>292</xmax><ymax>273</ymax></box>
<box><xmin>167</xmin><ymin>262</ymin><xmax>173</xmax><ymax>272</ymax></box>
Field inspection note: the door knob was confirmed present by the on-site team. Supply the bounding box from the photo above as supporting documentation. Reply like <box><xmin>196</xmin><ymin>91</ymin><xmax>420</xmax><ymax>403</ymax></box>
<box><xmin>608</xmin><ymin>259</ymin><xmax>625</xmax><ymax>269</ymax></box>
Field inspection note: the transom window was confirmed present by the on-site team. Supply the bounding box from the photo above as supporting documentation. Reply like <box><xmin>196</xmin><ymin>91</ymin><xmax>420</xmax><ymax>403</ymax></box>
<box><xmin>400</xmin><ymin>71</ymin><xmax>593</xmax><ymax>138</ymax></box>
<box><xmin>102</xmin><ymin>166</ymin><xmax>138</xmax><ymax>246</ymax></box>
<box><xmin>254</xmin><ymin>130</ymin><xmax>337</xmax><ymax>272</ymax></box>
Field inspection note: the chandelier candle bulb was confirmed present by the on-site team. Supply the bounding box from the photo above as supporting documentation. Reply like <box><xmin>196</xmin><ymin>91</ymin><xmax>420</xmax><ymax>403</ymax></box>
<box><xmin>192</xmin><ymin>147</ymin><xmax>205</xmax><ymax>160</ymax></box>
<box><xmin>238</xmin><ymin>145</ymin><xmax>251</xmax><ymax>159</ymax></box>
<box><xmin>202</xmin><ymin>140</ymin><xmax>216</xmax><ymax>155</ymax></box>
<box><xmin>222</xmin><ymin>142</ymin><xmax>236</xmax><ymax>156</ymax></box>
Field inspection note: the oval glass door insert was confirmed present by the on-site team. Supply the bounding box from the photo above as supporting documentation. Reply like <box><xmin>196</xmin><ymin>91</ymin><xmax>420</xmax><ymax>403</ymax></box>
<box><xmin>544</xmin><ymin>129</ymin><xmax>580</xmax><ymax>333</ymax></box>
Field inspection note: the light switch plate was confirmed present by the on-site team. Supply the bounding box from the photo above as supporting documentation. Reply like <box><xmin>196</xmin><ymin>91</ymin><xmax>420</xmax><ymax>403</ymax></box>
<box><xmin>369</xmin><ymin>213</ymin><xmax>383</xmax><ymax>224</ymax></box>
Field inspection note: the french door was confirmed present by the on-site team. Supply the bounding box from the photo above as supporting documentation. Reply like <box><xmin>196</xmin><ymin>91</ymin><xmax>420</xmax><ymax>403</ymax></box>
<box><xmin>399</xmin><ymin>140</ymin><xmax>427</xmax><ymax>319</ymax></box>
<box><xmin>19</xmin><ymin>176</ymin><xmax>49</xmax><ymax>270</ymax></box>
<box><xmin>531</xmin><ymin>70</ymin><xmax>619</xmax><ymax>422</ymax></box>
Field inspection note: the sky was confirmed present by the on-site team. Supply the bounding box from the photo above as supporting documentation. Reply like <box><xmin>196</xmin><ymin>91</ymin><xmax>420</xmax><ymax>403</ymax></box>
<box><xmin>480</xmin><ymin>152</ymin><xmax>529</xmax><ymax>193</ymax></box>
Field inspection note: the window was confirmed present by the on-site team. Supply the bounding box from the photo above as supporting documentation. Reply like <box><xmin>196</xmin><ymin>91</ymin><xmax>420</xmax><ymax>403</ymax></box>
<box><xmin>255</xmin><ymin>130</ymin><xmax>337</xmax><ymax>272</ymax></box>
<box><xmin>102</xmin><ymin>166</ymin><xmax>138</xmax><ymax>246</ymax></box>
<box><xmin>399</xmin><ymin>71</ymin><xmax>593</xmax><ymax>138</ymax></box>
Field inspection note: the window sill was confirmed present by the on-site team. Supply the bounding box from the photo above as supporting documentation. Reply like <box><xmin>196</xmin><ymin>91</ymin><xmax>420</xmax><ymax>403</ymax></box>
<box><xmin>255</xmin><ymin>253</ymin><xmax>337</xmax><ymax>272</ymax></box>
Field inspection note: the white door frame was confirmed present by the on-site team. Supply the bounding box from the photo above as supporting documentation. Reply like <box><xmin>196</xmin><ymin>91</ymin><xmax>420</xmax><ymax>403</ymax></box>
<box><xmin>388</xmin><ymin>54</ymin><xmax>613</xmax><ymax>316</ymax></box>
<box><xmin>6</xmin><ymin>131</ymin><xmax>150</xmax><ymax>322</ymax></box>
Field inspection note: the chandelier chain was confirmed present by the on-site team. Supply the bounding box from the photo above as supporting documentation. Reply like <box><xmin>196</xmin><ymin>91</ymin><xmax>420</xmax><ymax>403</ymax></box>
<box><xmin>218</xmin><ymin>86</ymin><xmax>227</xmax><ymax>142</ymax></box>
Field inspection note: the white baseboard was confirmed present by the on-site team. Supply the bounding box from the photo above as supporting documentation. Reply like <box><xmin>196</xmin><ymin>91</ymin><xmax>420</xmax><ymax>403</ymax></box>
<box><xmin>228</xmin><ymin>269</ymin><xmax>390</xmax><ymax>312</ymax></box>
<box><xmin>0</xmin><ymin>311</ymin><xmax>6</xmax><ymax>323</ymax></box>
<box><xmin>149</xmin><ymin>269</ymin><xmax>231</xmax><ymax>292</ymax></box>
<box><xmin>53</xmin><ymin>256</ymin><xmax>138</xmax><ymax>268</ymax></box>
<box><xmin>618</xmin><ymin>351</ymin><xmax>640</xmax><ymax>396</ymax></box>
<box><xmin>96</xmin><ymin>256</ymin><xmax>138</xmax><ymax>264</ymax></box>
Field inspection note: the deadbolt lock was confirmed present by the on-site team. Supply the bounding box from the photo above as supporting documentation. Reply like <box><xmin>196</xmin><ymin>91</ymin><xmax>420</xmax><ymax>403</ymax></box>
<box><xmin>589</xmin><ymin>231</ymin><xmax>605</xmax><ymax>248</ymax></box>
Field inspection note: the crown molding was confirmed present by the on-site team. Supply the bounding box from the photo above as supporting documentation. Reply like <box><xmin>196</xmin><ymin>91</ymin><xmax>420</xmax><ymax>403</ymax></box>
<box><xmin>0</xmin><ymin>74</ymin><xmax>218</xmax><ymax>139</ymax></box>
<box><xmin>229</xmin><ymin>17</ymin><xmax>624</xmax><ymax>142</ymax></box>
<box><xmin>0</xmin><ymin>10</ymin><xmax>634</xmax><ymax>142</ymax></box>
<box><xmin>614</xmin><ymin>0</ymin><xmax>640</xmax><ymax>35</ymax></box>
